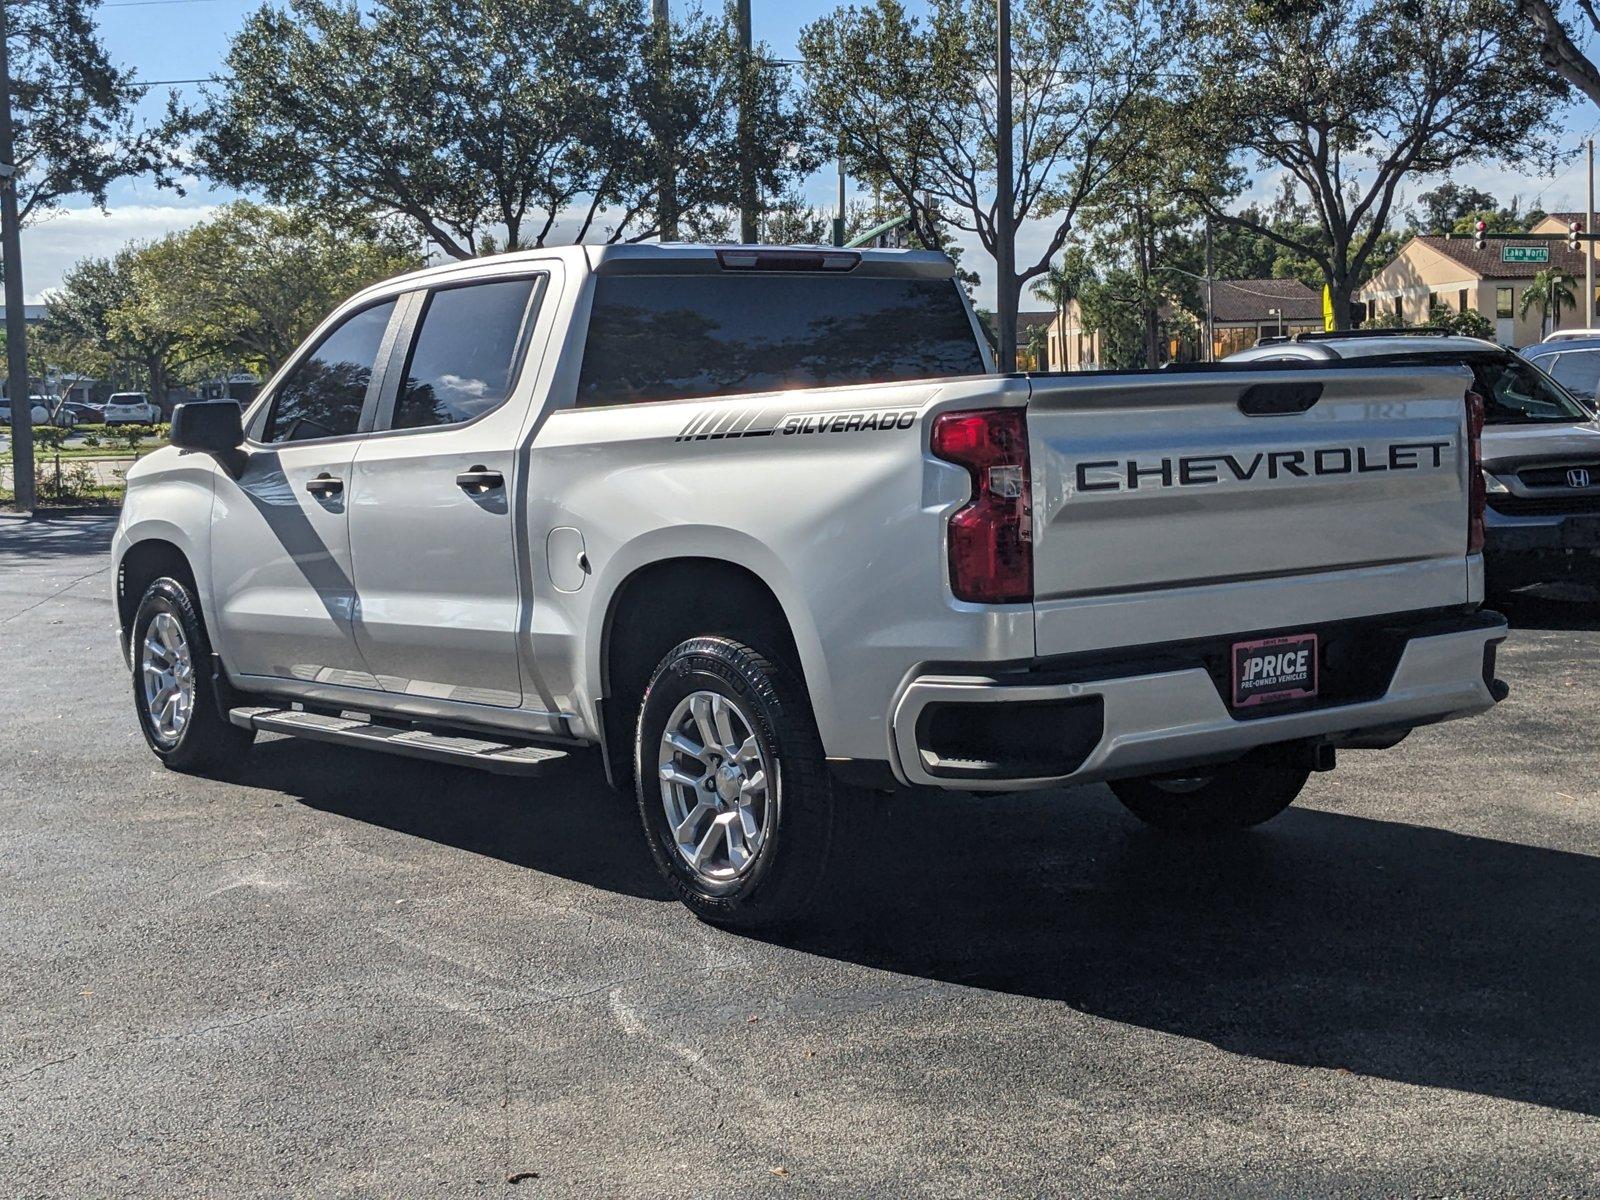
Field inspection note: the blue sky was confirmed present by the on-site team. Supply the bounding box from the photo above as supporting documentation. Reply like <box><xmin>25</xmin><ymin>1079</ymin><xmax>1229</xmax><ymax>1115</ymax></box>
<box><xmin>20</xmin><ymin>0</ymin><xmax>1600</xmax><ymax>307</ymax></box>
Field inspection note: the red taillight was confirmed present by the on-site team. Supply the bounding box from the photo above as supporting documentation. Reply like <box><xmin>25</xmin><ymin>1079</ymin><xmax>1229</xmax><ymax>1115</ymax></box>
<box><xmin>1466</xmin><ymin>388</ymin><xmax>1486</xmax><ymax>555</ymax></box>
<box><xmin>931</xmin><ymin>408</ymin><xmax>1032</xmax><ymax>603</ymax></box>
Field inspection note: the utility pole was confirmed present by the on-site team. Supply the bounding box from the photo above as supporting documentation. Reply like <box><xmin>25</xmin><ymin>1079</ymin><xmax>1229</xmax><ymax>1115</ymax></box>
<box><xmin>994</xmin><ymin>0</ymin><xmax>1016</xmax><ymax>372</ymax></box>
<box><xmin>1587</xmin><ymin>138</ymin><xmax>1594</xmax><ymax>327</ymax></box>
<box><xmin>735</xmin><ymin>0</ymin><xmax>757</xmax><ymax>244</ymax></box>
<box><xmin>653</xmin><ymin>0</ymin><xmax>677</xmax><ymax>242</ymax></box>
<box><xmin>832</xmin><ymin>149</ymin><xmax>846</xmax><ymax>248</ymax></box>
<box><xmin>1203</xmin><ymin>215</ymin><xmax>1216</xmax><ymax>362</ymax></box>
<box><xmin>0</xmin><ymin>0</ymin><xmax>33</xmax><ymax>512</ymax></box>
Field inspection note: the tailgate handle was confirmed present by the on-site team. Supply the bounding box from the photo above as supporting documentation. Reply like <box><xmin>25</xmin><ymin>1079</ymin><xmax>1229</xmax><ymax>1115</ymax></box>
<box><xmin>1238</xmin><ymin>382</ymin><xmax>1322</xmax><ymax>416</ymax></box>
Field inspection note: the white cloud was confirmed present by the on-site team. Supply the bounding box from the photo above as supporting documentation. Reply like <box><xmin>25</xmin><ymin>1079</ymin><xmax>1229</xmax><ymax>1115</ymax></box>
<box><xmin>18</xmin><ymin>203</ymin><xmax>225</xmax><ymax>302</ymax></box>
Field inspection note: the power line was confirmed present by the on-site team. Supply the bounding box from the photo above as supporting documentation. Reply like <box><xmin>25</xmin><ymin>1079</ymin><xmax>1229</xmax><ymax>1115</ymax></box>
<box><xmin>102</xmin><ymin>0</ymin><xmax>235</xmax><ymax>7</ymax></box>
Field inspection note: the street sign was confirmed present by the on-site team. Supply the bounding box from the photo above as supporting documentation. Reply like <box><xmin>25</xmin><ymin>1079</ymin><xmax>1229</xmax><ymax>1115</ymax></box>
<box><xmin>1502</xmin><ymin>245</ymin><xmax>1550</xmax><ymax>264</ymax></box>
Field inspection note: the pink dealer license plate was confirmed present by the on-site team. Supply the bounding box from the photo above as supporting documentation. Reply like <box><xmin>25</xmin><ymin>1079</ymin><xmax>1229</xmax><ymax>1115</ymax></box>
<box><xmin>1231</xmin><ymin>633</ymin><xmax>1319</xmax><ymax>709</ymax></box>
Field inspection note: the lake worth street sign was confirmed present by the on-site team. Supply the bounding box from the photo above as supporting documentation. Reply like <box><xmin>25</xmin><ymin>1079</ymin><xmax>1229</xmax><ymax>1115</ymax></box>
<box><xmin>1502</xmin><ymin>245</ymin><xmax>1550</xmax><ymax>264</ymax></box>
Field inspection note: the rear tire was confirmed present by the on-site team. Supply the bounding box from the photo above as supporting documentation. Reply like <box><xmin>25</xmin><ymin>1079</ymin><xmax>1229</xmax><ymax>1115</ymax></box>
<box><xmin>634</xmin><ymin>636</ymin><xmax>835</xmax><ymax>930</ymax></box>
<box><xmin>130</xmin><ymin>577</ymin><xmax>255</xmax><ymax>775</ymax></box>
<box><xmin>1110</xmin><ymin>754</ymin><xmax>1310</xmax><ymax>833</ymax></box>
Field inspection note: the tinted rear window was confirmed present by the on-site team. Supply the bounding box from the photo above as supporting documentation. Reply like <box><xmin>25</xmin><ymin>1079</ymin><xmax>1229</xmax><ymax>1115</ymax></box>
<box><xmin>575</xmin><ymin>274</ymin><xmax>984</xmax><ymax>407</ymax></box>
<box><xmin>1474</xmin><ymin>355</ymin><xmax>1592</xmax><ymax>424</ymax></box>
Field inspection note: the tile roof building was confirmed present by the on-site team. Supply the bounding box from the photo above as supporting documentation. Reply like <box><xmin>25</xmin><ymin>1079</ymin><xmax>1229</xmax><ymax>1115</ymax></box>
<box><xmin>1358</xmin><ymin>234</ymin><xmax>1597</xmax><ymax>346</ymax></box>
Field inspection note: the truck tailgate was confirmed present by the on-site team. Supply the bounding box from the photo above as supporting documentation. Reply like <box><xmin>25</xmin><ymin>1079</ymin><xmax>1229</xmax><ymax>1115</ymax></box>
<box><xmin>1027</xmin><ymin>365</ymin><xmax>1475</xmax><ymax>657</ymax></box>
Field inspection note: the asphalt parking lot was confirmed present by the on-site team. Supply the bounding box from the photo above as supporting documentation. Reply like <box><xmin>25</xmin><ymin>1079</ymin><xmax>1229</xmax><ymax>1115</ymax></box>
<box><xmin>3</xmin><ymin>514</ymin><xmax>1598</xmax><ymax>1198</ymax></box>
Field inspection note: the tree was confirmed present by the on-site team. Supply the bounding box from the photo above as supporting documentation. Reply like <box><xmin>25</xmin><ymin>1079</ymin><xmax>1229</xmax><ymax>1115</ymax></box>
<box><xmin>148</xmin><ymin>202</ymin><xmax>421</xmax><ymax>376</ymax></box>
<box><xmin>42</xmin><ymin>247</ymin><xmax>186</xmax><ymax>404</ymax></box>
<box><xmin>1521</xmin><ymin>0</ymin><xmax>1600</xmax><ymax>106</ymax></box>
<box><xmin>3</xmin><ymin>0</ymin><xmax>181</xmax><ymax>224</ymax></box>
<box><xmin>40</xmin><ymin>205</ymin><xmax>419</xmax><ymax>398</ymax></box>
<box><xmin>1030</xmin><ymin>246</ymin><xmax>1092</xmax><ymax>370</ymax></box>
<box><xmin>194</xmin><ymin>0</ymin><xmax>813</xmax><ymax>257</ymax></box>
<box><xmin>800</xmin><ymin>0</ymin><xmax>1176</xmax><ymax>351</ymax></box>
<box><xmin>1076</xmin><ymin>267</ymin><xmax>1163</xmax><ymax>369</ymax></box>
<box><xmin>1520</xmin><ymin>268</ymin><xmax>1577</xmax><ymax>337</ymax></box>
<box><xmin>1426</xmin><ymin>303</ymin><xmax>1496</xmax><ymax>339</ymax></box>
<box><xmin>1409</xmin><ymin>183</ymin><xmax>1501</xmax><ymax>234</ymax></box>
<box><xmin>1180</xmin><ymin>0</ymin><xmax>1566</xmax><ymax>328</ymax></box>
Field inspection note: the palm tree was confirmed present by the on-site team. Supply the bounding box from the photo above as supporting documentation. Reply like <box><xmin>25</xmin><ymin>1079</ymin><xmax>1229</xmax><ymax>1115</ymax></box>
<box><xmin>1520</xmin><ymin>269</ymin><xmax>1577</xmax><ymax>338</ymax></box>
<box><xmin>1030</xmin><ymin>249</ymin><xmax>1092</xmax><ymax>371</ymax></box>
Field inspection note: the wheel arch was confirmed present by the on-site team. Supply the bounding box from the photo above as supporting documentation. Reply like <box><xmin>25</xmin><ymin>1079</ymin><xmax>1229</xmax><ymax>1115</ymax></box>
<box><xmin>115</xmin><ymin>531</ymin><xmax>201</xmax><ymax>654</ymax></box>
<box><xmin>592</xmin><ymin>551</ymin><xmax>820</xmax><ymax>790</ymax></box>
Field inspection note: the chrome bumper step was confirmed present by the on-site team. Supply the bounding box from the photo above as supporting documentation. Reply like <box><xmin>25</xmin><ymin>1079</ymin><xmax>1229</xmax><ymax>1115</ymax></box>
<box><xmin>227</xmin><ymin>706</ymin><xmax>570</xmax><ymax>776</ymax></box>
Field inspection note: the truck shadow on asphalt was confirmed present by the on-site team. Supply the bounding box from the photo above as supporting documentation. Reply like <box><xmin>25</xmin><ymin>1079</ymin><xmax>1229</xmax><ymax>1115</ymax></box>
<box><xmin>253</xmin><ymin>738</ymin><xmax>1600</xmax><ymax>1119</ymax></box>
<box><xmin>1494</xmin><ymin>592</ymin><xmax>1600</xmax><ymax>631</ymax></box>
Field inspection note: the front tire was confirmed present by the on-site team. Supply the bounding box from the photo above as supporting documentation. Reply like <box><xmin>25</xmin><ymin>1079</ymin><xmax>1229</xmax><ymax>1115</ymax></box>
<box><xmin>130</xmin><ymin>577</ymin><xmax>254</xmax><ymax>774</ymax></box>
<box><xmin>634</xmin><ymin>637</ymin><xmax>835</xmax><ymax>930</ymax></box>
<box><xmin>1110</xmin><ymin>754</ymin><xmax>1310</xmax><ymax>833</ymax></box>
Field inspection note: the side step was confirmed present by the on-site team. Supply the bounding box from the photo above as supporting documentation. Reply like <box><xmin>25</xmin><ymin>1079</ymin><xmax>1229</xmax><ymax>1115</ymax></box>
<box><xmin>228</xmin><ymin>706</ymin><xmax>571</xmax><ymax>776</ymax></box>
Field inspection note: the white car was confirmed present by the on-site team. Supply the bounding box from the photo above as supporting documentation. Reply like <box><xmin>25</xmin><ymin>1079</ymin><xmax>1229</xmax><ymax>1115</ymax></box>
<box><xmin>111</xmin><ymin>244</ymin><xmax>1509</xmax><ymax>928</ymax></box>
<box><xmin>103</xmin><ymin>392</ymin><xmax>161</xmax><ymax>424</ymax></box>
<box><xmin>1</xmin><ymin>395</ymin><xmax>77</xmax><ymax>429</ymax></box>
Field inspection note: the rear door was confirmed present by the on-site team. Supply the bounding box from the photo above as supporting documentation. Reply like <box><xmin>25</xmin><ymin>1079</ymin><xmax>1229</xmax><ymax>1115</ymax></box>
<box><xmin>346</xmin><ymin>271</ymin><xmax>548</xmax><ymax>707</ymax></box>
<box><xmin>1026</xmin><ymin>365</ymin><xmax>1475</xmax><ymax>658</ymax></box>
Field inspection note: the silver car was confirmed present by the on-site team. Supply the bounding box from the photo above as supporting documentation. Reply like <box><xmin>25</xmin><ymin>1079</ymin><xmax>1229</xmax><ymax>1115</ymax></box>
<box><xmin>1227</xmin><ymin>330</ymin><xmax>1600</xmax><ymax>596</ymax></box>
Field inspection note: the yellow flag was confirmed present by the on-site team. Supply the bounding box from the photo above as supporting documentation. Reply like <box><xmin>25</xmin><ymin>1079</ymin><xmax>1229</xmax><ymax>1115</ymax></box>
<box><xmin>1323</xmin><ymin>284</ymin><xmax>1336</xmax><ymax>331</ymax></box>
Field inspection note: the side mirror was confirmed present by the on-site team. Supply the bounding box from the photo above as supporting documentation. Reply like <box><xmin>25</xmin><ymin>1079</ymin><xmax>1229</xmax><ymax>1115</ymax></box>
<box><xmin>170</xmin><ymin>401</ymin><xmax>244</xmax><ymax>454</ymax></box>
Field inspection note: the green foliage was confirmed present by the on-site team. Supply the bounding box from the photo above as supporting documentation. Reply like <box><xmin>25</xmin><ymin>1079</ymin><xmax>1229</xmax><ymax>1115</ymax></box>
<box><xmin>147</xmin><ymin>201</ymin><xmax>421</xmax><ymax>376</ymax></box>
<box><xmin>1360</xmin><ymin>310</ymin><xmax>1405</xmax><ymax>330</ymax></box>
<box><xmin>1520</xmin><ymin>268</ymin><xmax>1578</xmax><ymax>334</ymax></box>
<box><xmin>1024</xmin><ymin>321</ymin><xmax>1051</xmax><ymax>370</ymax></box>
<box><xmin>31</xmin><ymin>426</ymin><xmax>70</xmax><ymax>454</ymax></box>
<box><xmin>4</xmin><ymin>0</ymin><xmax>182</xmax><ymax>224</ymax></box>
<box><xmin>42</xmin><ymin>202</ymin><xmax>420</xmax><ymax>397</ymax></box>
<box><xmin>1425</xmin><ymin>304</ymin><xmax>1496</xmax><ymax>339</ymax></box>
<box><xmin>192</xmin><ymin>0</ymin><xmax>814</xmax><ymax>254</ymax></box>
<box><xmin>31</xmin><ymin>458</ymin><xmax>101</xmax><ymax>505</ymax></box>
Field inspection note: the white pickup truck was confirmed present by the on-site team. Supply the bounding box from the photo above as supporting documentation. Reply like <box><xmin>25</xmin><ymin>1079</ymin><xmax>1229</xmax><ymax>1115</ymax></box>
<box><xmin>112</xmin><ymin>244</ymin><xmax>1509</xmax><ymax>927</ymax></box>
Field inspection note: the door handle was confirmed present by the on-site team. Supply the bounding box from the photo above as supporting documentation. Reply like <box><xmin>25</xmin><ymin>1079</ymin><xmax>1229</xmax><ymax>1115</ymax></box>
<box><xmin>456</xmin><ymin>466</ymin><xmax>504</xmax><ymax>494</ymax></box>
<box><xmin>305</xmin><ymin>473</ymin><xmax>344</xmax><ymax>497</ymax></box>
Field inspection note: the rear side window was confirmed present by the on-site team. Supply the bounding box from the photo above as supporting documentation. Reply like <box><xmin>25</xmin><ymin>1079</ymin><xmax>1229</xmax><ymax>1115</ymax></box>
<box><xmin>262</xmin><ymin>300</ymin><xmax>397</xmax><ymax>443</ymax></box>
<box><xmin>392</xmin><ymin>277</ymin><xmax>539</xmax><ymax>430</ymax></box>
<box><xmin>575</xmin><ymin>274</ymin><xmax>984</xmax><ymax>407</ymax></box>
<box><xmin>1539</xmin><ymin>350</ymin><xmax>1600</xmax><ymax>404</ymax></box>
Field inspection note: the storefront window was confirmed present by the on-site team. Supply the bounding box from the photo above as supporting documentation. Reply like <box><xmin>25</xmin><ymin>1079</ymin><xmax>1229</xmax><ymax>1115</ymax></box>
<box><xmin>1496</xmin><ymin>287</ymin><xmax>1514</xmax><ymax>319</ymax></box>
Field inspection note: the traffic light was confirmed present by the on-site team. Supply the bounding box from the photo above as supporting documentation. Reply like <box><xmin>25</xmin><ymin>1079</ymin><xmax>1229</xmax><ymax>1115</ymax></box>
<box><xmin>1571</xmin><ymin>220</ymin><xmax>1583</xmax><ymax>251</ymax></box>
<box><xmin>1474</xmin><ymin>219</ymin><xmax>1487</xmax><ymax>251</ymax></box>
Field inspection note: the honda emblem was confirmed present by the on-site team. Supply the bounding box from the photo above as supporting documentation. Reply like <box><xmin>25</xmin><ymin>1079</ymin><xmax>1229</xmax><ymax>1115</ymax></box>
<box><xmin>1568</xmin><ymin>467</ymin><xmax>1592</xmax><ymax>488</ymax></box>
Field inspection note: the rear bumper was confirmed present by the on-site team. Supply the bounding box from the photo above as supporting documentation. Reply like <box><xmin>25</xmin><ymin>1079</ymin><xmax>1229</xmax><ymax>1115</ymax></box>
<box><xmin>889</xmin><ymin>610</ymin><xmax>1508</xmax><ymax>791</ymax></box>
<box><xmin>1484</xmin><ymin>507</ymin><xmax>1600</xmax><ymax>590</ymax></box>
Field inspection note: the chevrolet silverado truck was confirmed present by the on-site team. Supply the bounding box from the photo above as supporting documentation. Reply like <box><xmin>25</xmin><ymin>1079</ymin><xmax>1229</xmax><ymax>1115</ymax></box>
<box><xmin>112</xmin><ymin>244</ymin><xmax>1509</xmax><ymax>927</ymax></box>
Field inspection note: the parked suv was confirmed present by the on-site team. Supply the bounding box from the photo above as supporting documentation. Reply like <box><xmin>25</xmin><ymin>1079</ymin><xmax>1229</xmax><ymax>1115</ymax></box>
<box><xmin>113</xmin><ymin>246</ymin><xmax>1507</xmax><ymax>927</ymax></box>
<box><xmin>1</xmin><ymin>395</ymin><xmax>77</xmax><ymax>429</ymax></box>
<box><xmin>1227</xmin><ymin>330</ymin><xmax>1600</xmax><ymax>597</ymax></box>
<box><xmin>103</xmin><ymin>392</ymin><xmax>161</xmax><ymax>424</ymax></box>
<box><xmin>1521</xmin><ymin>336</ymin><xmax>1600</xmax><ymax>412</ymax></box>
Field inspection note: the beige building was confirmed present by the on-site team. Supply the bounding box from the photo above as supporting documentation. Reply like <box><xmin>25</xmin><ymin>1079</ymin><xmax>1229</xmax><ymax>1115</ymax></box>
<box><xmin>1038</xmin><ymin>301</ymin><xmax>1104</xmax><ymax>371</ymax></box>
<box><xmin>1358</xmin><ymin>231</ymin><xmax>1598</xmax><ymax>346</ymax></box>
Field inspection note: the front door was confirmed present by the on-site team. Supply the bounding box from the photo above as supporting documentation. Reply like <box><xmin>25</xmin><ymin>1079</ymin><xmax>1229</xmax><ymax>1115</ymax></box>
<box><xmin>210</xmin><ymin>297</ymin><xmax>401</xmax><ymax>687</ymax></box>
<box><xmin>348</xmin><ymin>274</ymin><xmax>545</xmax><ymax>707</ymax></box>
